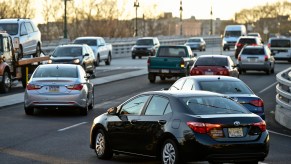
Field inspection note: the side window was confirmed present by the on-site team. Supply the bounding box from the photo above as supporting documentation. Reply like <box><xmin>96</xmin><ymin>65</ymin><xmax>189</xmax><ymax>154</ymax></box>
<box><xmin>20</xmin><ymin>23</ymin><xmax>27</xmax><ymax>35</ymax></box>
<box><xmin>25</xmin><ymin>22</ymin><xmax>34</xmax><ymax>34</ymax></box>
<box><xmin>181</xmin><ymin>79</ymin><xmax>194</xmax><ymax>90</ymax></box>
<box><xmin>3</xmin><ymin>37</ymin><xmax>9</xmax><ymax>52</ymax></box>
<box><xmin>120</xmin><ymin>95</ymin><xmax>150</xmax><ymax>115</ymax></box>
<box><xmin>169</xmin><ymin>78</ymin><xmax>185</xmax><ymax>91</ymax></box>
<box><xmin>145</xmin><ymin>96</ymin><xmax>169</xmax><ymax>115</ymax></box>
<box><xmin>100</xmin><ymin>38</ymin><xmax>105</xmax><ymax>45</ymax></box>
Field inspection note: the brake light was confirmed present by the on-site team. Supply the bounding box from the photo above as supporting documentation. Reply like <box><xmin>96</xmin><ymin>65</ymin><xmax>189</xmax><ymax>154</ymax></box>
<box><xmin>235</xmin><ymin>43</ymin><xmax>242</xmax><ymax>47</ymax></box>
<box><xmin>250</xmin><ymin>99</ymin><xmax>264</xmax><ymax>107</ymax></box>
<box><xmin>26</xmin><ymin>84</ymin><xmax>42</xmax><ymax>90</ymax></box>
<box><xmin>252</xmin><ymin>120</ymin><xmax>266</xmax><ymax>132</ymax></box>
<box><xmin>190</xmin><ymin>68</ymin><xmax>202</xmax><ymax>75</ymax></box>
<box><xmin>217</xmin><ymin>69</ymin><xmax>229</xmax><ymax>76</ymax></box>
<box><xmin>147</xmin><ymin>58</ymin><xmax>151</xmax><ymax>66</ymax></box>
<box><xmin>267</xmin><ymin>43</ymin><xmax>270</xmax><ymax>48</ymax></box>
<box><xmin>187</xmin><ymin>122</ymin><xmax>221</xmax><ymax>134</ymax></box>
<box><xmin>238</xmin><ymin>55</ymin><xmax>241</xmax><ymax>61</ymax></box>
<box><xmin>66</xmin><ymin>84</ymin><xmax>83</xmax><ymax>90</ymax></box>
<box><xmin>264</xmin><ymin>55</ymin><xmax>269</xmax><ymax>61</ymax></box>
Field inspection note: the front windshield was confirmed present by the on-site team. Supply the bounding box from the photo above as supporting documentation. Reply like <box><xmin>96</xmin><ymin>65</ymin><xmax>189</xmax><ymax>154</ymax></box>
<box><xmin>74</xmin><ymin>39</ymin><xmax>96</xmax><ymax>46</ymax></box>
<box><xmin>52</xmin><ymin>47</ymin><xmax>82</xmax><ymax>57</ymax></box>
<box><xmin>180</xmin><ymin>96</ymin><xmax>250</xmax><ymax>115</ymax></box>
<box><xmin>199</xmin><ymin>81</ymin><xmax>253</xmax><ymax>94</ymax></box>
<box><xmin>188</xmin><ymin>39</ymin><xmax>200</xmax><ymax>42</ymax></box>
<box><xmin>0</xmin><ymin>23</ymin><xmax>18</xmax><ymax>35</ymax></box>
<box><xmin>225</xmin><ymin>31</ymin><xmax>241</xmax><ymax>37</ymax></box>
<box><xmin>136</xmin><ymin>39</ymin><xmax>154</xmax><ymax>45</ymax></box>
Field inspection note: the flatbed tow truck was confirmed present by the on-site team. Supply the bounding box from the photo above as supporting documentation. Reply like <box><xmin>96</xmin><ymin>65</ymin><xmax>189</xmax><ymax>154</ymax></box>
<box><xmin>0</xmin><ymin>31</ymin><xmax>49</xmax><ymax>93</ymax></box>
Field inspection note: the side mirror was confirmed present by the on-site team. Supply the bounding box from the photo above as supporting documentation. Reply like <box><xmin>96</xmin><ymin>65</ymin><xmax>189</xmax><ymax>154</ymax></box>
<box><xmin>107</xmin><ymin>107</ymin><xmax>118</xmax><ymax>114</ymax></box>
<box><xmin>193</xmin><ymin>53</ymin><xmax>197</xmax><ymax>57</ymax></box>
<box><xmin>84</xmin><ymin>53</ymin><xmax>89</xmax><ymax>57</ymax></box>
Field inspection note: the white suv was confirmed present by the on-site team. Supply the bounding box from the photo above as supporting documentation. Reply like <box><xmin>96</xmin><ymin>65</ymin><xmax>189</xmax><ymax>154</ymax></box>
<box><xmin>0</xmin><ymin>18</ymin><xmax>42</xmax><ymax>59</ymax></box>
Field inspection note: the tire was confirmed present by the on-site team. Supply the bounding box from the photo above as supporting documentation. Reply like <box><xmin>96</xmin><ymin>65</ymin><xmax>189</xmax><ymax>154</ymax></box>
<box><xmin>95</xmin><ymin>55</ymin><xmax>100</xmax><ymax>67</ymax></box>
<box><xmin>34</xmin><ymin>44</ymin><xmax>41</xmax><ymax>58</ymax></box>
<box><xmin>0</xmin><ymin>70</ymin><xmax>11</xmax><ymax>93</ymax></box>
<box><xmin>265</xmin><ymin>68</ymin><xmax>271</xmax><ymax>75</ymax></box>
<box><xmin>80</xmin><ymin>102</ymin><xmax>88</xmax><ymax>116</ymax></box>
<box><xmin>18</xmin><ymin>46</ymin><xmax>24</xmax><ymax>60</ymax></box>
<box><xmin>271</xmin><ymin>65</ymin><xmax>275</xmax><ymax>74</ymax></box>
<box><xmin>94</xmin><ymin>129</ymin><xmax>113</xmax><ymax>159</ymax></box>
<box><xmin>148</xmin><ymin>74</ymin><xmax>156</xmax><ymax>83</ymax></box>
<box><xmin>138</xmin><ymin>56</ymin><xmax>142</xmax><ymax>59</ymax></box>
<box><xmin>24</xmin><ymin>106</ymin><xmax>34</xmax><ymax>115</ymax></box>
<box><xmin>161</xmin><ymin>139</ymin><xmax>181</xmax><ymax>164</ymax></box>
<box><xmin>160</xmin><ymin>76</ymin><xmax>166</xmax><ymax>81</ymax></box>
<box><xmin>88</xmin><ymin>88</ymin><xmax>94</xmax><ymax>110</ymax></box>
<box><xmin>105</xmin><ymin>53</ymin><xmax>111</xmax><ymax>65</ymax></box>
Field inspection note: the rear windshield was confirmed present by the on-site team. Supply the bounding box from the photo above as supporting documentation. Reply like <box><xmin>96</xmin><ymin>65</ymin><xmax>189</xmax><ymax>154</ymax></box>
<box><xmin>270</xmin><ymin>40</ymin><xmax>291</xmax><ymax>48</ymax></box>
<box><xmin>0</xmin><ymin>23</ymin><xmax>18</xmax><ymax>35</ymax></box>
<box><xmin>195</xmin><ymin>57</ymin><xmax>228</xmax><ymax>66</ymax></box>
<box><xmin>52</xmin><ymin>47</ymin><xmax>82</xmax><ymax>57</ymax></box>
<box><xmin>199</xmin><ymin>81</ymin><xmax>253</xmax><ymax>94</ymax></box>
<box><xmin>241</xmin><ymin>48</ymin><xmax>265</xmax><ymax>55</ymax></box>
<box><xmin>33</xmin><ymin>66</ymin><xmax>78</xmax><ymax>78</ymax></box>
<box><xmin>136</xmin><ymin>39</ymin><xmax>153</xmax><ymax>45</ymax></box>
<box><xmin>74</xmin><ymin>39</ymin><xmax>96</xmax><ymax>46</ymax></box>
<box><xmin>158</xmin><ymin>47</ymin><xmax>187</xmax><ymax>57</ymax></box>
<box><xmin>239</xmin><ymin>38</ymin><xmax>256</xmax><ymax>44</ymax></box>
<box><xmin>180</xmin><ymin>96</ymin><xmax>250</xmax><ymax>115</ymax></box>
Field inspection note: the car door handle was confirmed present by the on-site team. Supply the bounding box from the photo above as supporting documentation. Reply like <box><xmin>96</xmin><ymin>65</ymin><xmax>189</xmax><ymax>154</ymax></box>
<box><xmin>158</xmin><ymin>120</ymin><xmax>167</xmax><ymax>125</ymax></box>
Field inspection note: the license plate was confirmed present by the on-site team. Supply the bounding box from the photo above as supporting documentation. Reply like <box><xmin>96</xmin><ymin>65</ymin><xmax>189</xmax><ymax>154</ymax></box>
<box><xmin>249</xmin><ymin>58</ymin><xmax>257</xmax><ymax>63</ymax></box>
<box><xmin>49</xmin><ymin>86</ymin><xmax>59</xmax><ymax>92</ymax></box>
<box><xmin>228</xmin><ymin>127</ymin><xmax>243</xmax><ymax>137</ymax></box>
<box><xmin>205</xmin><ymin>71</ymin><xmax>213</xmax><ymax>75</ymax></box>
<box><xmin>161</xmin><ymin>69</ymin><xmax>169</xmax><ymax>73</ymax></box>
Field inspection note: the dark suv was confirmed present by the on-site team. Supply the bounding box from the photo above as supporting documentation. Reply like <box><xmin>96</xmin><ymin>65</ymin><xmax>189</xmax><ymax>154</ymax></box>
<box><xmin>234</xmin><ymin>36</ymin><xmax>262</xmax><ymax>59</ymax></box>
<box><xmin>131</xmin><ymin>37</ymin><xmax>160</xmax><ymax>59</ymax></box>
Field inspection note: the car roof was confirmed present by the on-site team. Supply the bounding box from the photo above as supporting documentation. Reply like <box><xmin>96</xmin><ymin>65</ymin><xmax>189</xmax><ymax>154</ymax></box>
<box><xmin>238</xmin><ymin>36</ymin><xmax>258</xmax><ymax>39</ymax></box>
<box><xmin>138</xmin><ymin>37</ymin><xmax>157</xmax><ymax>40</ymax></box>
<box><xmin>243</xmin><ymin>45</ymin><xmax>265</xmax><ymax>49</ymax></box>
<box><xmin>74</xmin><ymin>36</ymin><xmax>102</xmax><ymax>40</ymax></box>
<box><xmin>57</xmin><ymin>44</ymin><xmax>86</xmax><ymax>48</ymax></box>
<box><xmin>159</xmin><ymin>45</ymin><xmax>187</xmax><ymax>48</ymax></box>
<box><xmin>180</xmin><ymin>75</ymin><xmax>241</xmax><ymax>82</ymax></box>
<box><xmin>0</xmin><ymin>18</ymin><xmax>30</xmax><ymax>23</ymax></box>
<box><xmin>197</xmin><ymin>54</ymin><xmax>228</xmax><ymax>58</ymax></box>
<box><xmin>143</xmin><ymin>90</ymin><xmax>225</xmax><ymax>98</ymax></box>
<box><xmin>38</xmin><ymin>64</ymin><xmax>80</xmax><ymax>69</ymax></box>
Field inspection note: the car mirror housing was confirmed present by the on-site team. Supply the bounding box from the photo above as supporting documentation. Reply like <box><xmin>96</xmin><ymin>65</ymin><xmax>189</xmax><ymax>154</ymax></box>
<box><xmin>107</xmin><ymin>107</ymin><xmax>118</xmax><ymax>115</ymax></box>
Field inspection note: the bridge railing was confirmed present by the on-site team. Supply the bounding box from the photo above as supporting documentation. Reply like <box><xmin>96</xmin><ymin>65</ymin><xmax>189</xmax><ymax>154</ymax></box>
<box><xmin>276</xmin><ymin>67</ymin><xmax>291</xmax><ymax>130</ymax></box>
<box><xmin>42</xmin><ymin>36</ymin><xmax>222</xmax><ymax>58</ymax></box>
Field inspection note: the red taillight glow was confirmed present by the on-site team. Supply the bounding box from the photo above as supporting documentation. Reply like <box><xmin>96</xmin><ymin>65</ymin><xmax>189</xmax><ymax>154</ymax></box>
<box><xmin>235</xmin><ymin>43</ymin><xmax>242</xmax><ymax>47</ymax></box>
<box><xmin>26</xmin><ymin>84</ymin><xmax>42</xmax><ymax>90</ymax></box>
<box><xmin>250</xmin><ymin>99</ymin><xmax>264</xmax><ymax>107</ymax></box>
<box><xmin>187</xmin><ymin>122</ymin><xmax>221</xmax><ymax>134</ymax></box>
<box><xmin>238</xmin><ymin>55</ymin><xmax>241</xmax><ymax>61</ymax></box>
<box><xmin>147</xmin><ymin>58</ymin><xmax>151</xmax><ymax>66</ymax></box>
<box><xmin>264</xmin><ymin>55</ymin><xmax>269</xmax><ymax>61</ymax></box>
<box><xmin>252</xmin><ymin>120</ymin><xmax>266</xmax><ymax>132</ymax></box>
<box><xmin>66</xmin><ymin>84</ymin><xmax>83</xmax><ymax>90</ymax></box>
<box><xmin>190</xmin><ymin>68</ymin><xmax>202</xmax><ymax>75</ymax></box>
<box><xmin>217</xmin><ymin>69</ymin><xmax>229</xmax><ymax>76</ymax></box>
<box><xmin>267</xmin><ymin>43</ymin><xmax>271</xmax><ymax>48</ymax></box>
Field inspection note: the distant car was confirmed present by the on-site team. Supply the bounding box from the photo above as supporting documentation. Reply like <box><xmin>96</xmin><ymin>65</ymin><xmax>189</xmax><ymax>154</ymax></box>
<box><xmin>184</xmin><ymin>37</ymin><xmax>206</xmax><ymax>51</ymax></box>
<box><xmin>49</xmin><ymin>44</ymin><xmax>95</xmax><ymax>75</ymax></box>
<box><xmin>190</xmin><ymin>54</ymin><xmax>239</xmax><ymax>78</ymax></box>
<box><xmin>0</xmin><ymin>18</ymin><xmax>42</xmax><ymax>59</ymax></box>
<box><xmin>89</xmin><ymin>90</ymin><xmax>269</xmax><ymax>163</ymax></box>
<box><xmin>268</xmin><ymin>37</ymin><xmax>291</xmax><ymax>62</ymax></box>
<box><xmin>234</xmin><ymin>36</ymin><xmax>263</xmax><ymax>59</ymax></box>
<box><xmin>168</xmin><ymin>75</ymin><xmax>265</xmax><ymax>119</ymax></box>
<box><xmin>248</xmin><ymin>32</ymin><xmax>262</xmax><ymax>42</ymax></box>
<box><xmin>237</xmin><ymin>45</ymin><xmax>275</xmax><ymax>75</ymax></box>
<box><xmin>24</xmin><ymin>64</ymin><xmax>94</xmax><ymax>116</ymax></box>
<box><xmin>131</xmin><ymin>37</ymin><xmax>160</xmax><ymax>59</ymax></box>
<box><xmin>73</xmin><ymin>36</ymin><xmax>112</xmax><ymax>66</ymax></box>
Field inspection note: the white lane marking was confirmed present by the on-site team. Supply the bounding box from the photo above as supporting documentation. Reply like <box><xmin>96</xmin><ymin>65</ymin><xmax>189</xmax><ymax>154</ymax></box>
<box><xmin>258</xmin><ymin>82</ymin><xmax>277</xmax><ymax>94</ymax></box>
<box><xmin>269</xmin><ymin>130</ymin><xmax>291</xmax><ymax>138</ymax></box>
<box><xmin>58</xmin><ymin>122</ymin><xmax>87</xmax><ymax>132</ymax></box>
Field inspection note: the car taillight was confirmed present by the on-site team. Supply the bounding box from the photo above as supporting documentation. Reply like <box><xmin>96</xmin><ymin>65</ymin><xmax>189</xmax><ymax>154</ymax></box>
<box><xmin>238</xmin><ymin>55</ymin><xmax>241</xmax><ymax>61</ymax></box>
<box><xmin>190</xmin><ymin>68</ymin><xmax>202</xmax><ymax>75</ymax></box>
<box><xmin>267</xmin><ymin>43</ymin><xmax>270</xmax><ymax>48</ymax></box>
<box><xmin>235</xmin><ymin>43</ymin><xmax>242</xmax><ymax>47</ymax></box>
<box><xmin>26</xmin><ymin>84</ymin><xmax>42</xmax><ymax>90</ymax></box>
<box><xmin>264</xmin><ymin>55</ymin><xmax>269</xmax><ymax>61</ymax></box>
<box><xmin>250</xmin><ymin>99</ymin><xmax>264</xmax><ymax>107</ymax></box>
<box><xmin>147</xmin><ymin>58</ymin><xmax>151</xmax><ymax>66</ymax></box>
<box><xmin>252</xmin><ymin>120</ymin><xmax>266</xmax><ymax>132</ymax></box>
<box><xmin>187</xmin><ymin>122</ymin><xmax>221</xmax><ymax>134</ymax></box>
<box><xmin>180</xmin><ymin>60</ymin><xmax>185</xmax><ymax>68</ymax></box>
<box><xmin>217</xmin><ymin>69</ymin><xmax>229</xmax><ymax>76</ymax></box>
<box><xmin>66</xmin><ymin>84</ymin><xmax>83</xmax><ymax>90</ymax></box>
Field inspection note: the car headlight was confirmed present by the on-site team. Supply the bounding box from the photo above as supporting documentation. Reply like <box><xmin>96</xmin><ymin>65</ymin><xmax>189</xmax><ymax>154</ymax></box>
<box><xmin>47</xmin><ymin>60</ymin><xmax>52</xmax><ymax>64</ymax></box>
<box><xmin>73</xmin><ymin>59</ymin><xmax>80</xmax><ymax>64</ymax></box>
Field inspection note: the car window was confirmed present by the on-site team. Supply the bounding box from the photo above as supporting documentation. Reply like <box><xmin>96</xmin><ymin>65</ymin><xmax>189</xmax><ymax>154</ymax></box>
<box><xmin>74</xmin><ymin>39</ymin><xmax>97</xmax><ymax>46</ymax></box>
<box><xmin>158</xmin><ymin>47</ymin><xmax>187</xmax><ymax>57</ymax></box>
<box><xmin>120</xmin><ymin>95</ymin><xmax>150</xmax><ymax>115</ymax></box>
<box><xmin>241</xmin><ymin>48</ymin><xmax>265</xmax><ymax>55</ymax></box>
<box><xmin>20</xmin><ymin>23</ymin><xmax>27</xmax><ymax>35</ymax></box>
<box><xmin>145</xmin><ymin>96</ymin><xmax>170</xmax><ymax>115</ymax></box>
<box><xmin>182</xmin><ymin>79</ymin><xmax>195</xmax><ymax>90</ymax></box>
<box><xmin>188</xmin><ymin>39</ymin><xmax>200</xmax><ymax>42</ymax></box>
<box><xmin>33</xmin><ymin>66</ymin><xmax>78</xmax><ymax>78</ymax></box>
<box><xmin>198</xmin><ymin>81</ymin><xmax>253</xmax><ymax>94</ymax></box>
<box><xmin>136</xmin><ymin>39</ymin><xmax>153</xmax><ymax>45</ymax></box>
<box><xmin>0</xmin><ymin>23</ymin><xmax>18</xmax><ymax>35</ymax></box>
<box><xmin>53</xmin><ymin>47</ymin><xmax>82</xmax><ymax>57</ymax></box>
<box><xmin>239</xmin><ymin>38</ymin><xmax>257</xmax><ymax>44</ymax></box>
<box><xmin>25</xmin><ymin>22</ymin><xmax>34</xmax><ymax>34</ymax></box>
<box><xmin>180</xmin><ymin>96</ymin><xmax>250</xmax><ymax>115</ymax></box>
<box><xmin>169</xmin><ymin>78</ymin><xmax>185</xmax><ymax>90</ymax></box>
<box><xmin>195</xmin><ymin>57</ymin><xmax>227</xmax><ymax>66</ymax></box>
<box><xmin>270</xmin><ymin>39</ymin><xmax>291</xmax><ymax>47</ymax></box>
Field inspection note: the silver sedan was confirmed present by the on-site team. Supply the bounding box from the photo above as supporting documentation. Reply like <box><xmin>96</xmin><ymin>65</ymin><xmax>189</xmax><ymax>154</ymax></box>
<box><xmin>24</xmin><ymin>64</ymin><xmax>94</xmax><ymax>116</ymax></box>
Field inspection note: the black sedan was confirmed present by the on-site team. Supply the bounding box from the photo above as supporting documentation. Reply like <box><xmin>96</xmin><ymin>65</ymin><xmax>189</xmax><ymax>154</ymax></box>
<box><xmin>89</xmin><ymin>90</ymin><xmax>269</xmax><ymax>163</ymax></box>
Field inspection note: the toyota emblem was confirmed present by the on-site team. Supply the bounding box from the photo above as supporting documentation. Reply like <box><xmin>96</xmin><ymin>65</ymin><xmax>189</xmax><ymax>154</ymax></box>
<box><xmin>234</xmin><ymin>121</ymin><xmax>240</xmax><ymax>126</ymax></box>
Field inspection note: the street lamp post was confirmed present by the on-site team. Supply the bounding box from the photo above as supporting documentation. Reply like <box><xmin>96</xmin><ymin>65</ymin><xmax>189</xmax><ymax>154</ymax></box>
<box><xmin>63</xmin><ymin>0</ymin><xmax>71</xmax><ymax>39</ymax></box>
<box><xmin>180</xmin><ymin>0</ymin><xmax>183</xmax><ymax>36</ymax></box>
<box><xmin>134</xmin><ymin>0</ymin><xmax>139</xmax><ymax>37</ymax></box>
<box><xmin>210</xmin><ymin>4</ymin><xmax>213</xmax><ymax>35</ymax></box>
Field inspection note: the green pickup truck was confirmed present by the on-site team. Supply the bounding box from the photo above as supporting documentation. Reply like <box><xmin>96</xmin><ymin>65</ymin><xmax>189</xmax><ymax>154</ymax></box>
<box><xmin>147</xmin><ymin>45</ymin><xmax>196</xmax><ymax>83</ymax></box>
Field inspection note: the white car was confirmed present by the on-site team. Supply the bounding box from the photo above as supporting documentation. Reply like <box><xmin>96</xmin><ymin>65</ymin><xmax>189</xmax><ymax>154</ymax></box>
<box><xmin>0</xmin><ymin>18</ymin><xmax>42</xmax><ymax>59</ymax></box>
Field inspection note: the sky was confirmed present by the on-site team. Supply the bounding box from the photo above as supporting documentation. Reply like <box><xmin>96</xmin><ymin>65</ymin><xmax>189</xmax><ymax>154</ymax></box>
<box><xmin>119</xmin><ymin>0</ymin><xmax>285</xmax><ymax>20</ymax></box>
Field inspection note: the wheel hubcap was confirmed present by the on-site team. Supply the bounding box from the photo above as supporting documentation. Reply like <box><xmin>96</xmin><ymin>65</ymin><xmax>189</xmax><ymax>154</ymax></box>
<box><xmin>95</xmin><ymin>132</ymin><xmax>105</xmax><ymax>156</ymax></box>
<box><xmin>4</xmin><ymin>72</ymin><xmax>10</xmax><ymax>89</ymax></box>
<box><xmin>163</xmin><ymin>143</ymin><xmax>176</xmax><ymax>164</ymax></box>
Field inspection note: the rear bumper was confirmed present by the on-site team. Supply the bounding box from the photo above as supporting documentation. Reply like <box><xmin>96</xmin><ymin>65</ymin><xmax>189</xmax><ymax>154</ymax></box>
<box><xmin>238</xmin><ymin>63</ymin><xmax>272</xmax><ymax>71</ymax></box>
<box><xmin>132</xmin><ymin>50</ymin><xmax>154</xmax><ymax>57</ymax></box>
<box><xmin>148</xmin><ymin>68</ymin><xmax>186</xmax><ymax>77</ymax></box>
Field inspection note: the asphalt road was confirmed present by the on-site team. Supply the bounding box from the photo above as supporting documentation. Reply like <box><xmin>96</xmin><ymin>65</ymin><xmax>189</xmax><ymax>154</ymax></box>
<box><xmin>0</xmin><ymin>47</ymin><xmax>291</xmax><ymax>163</ymax></box>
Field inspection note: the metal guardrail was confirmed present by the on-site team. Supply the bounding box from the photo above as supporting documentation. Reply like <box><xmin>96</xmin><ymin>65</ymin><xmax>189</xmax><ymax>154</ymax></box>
<box><xmin>276</xmin><ymin>67</ymin><xmax>291</xmax><ymax>130</ymax></box>
<box><xmin>42</xmin><ymin>36</ymin><xmax>222</xmax><ymax>58</ymax></box>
